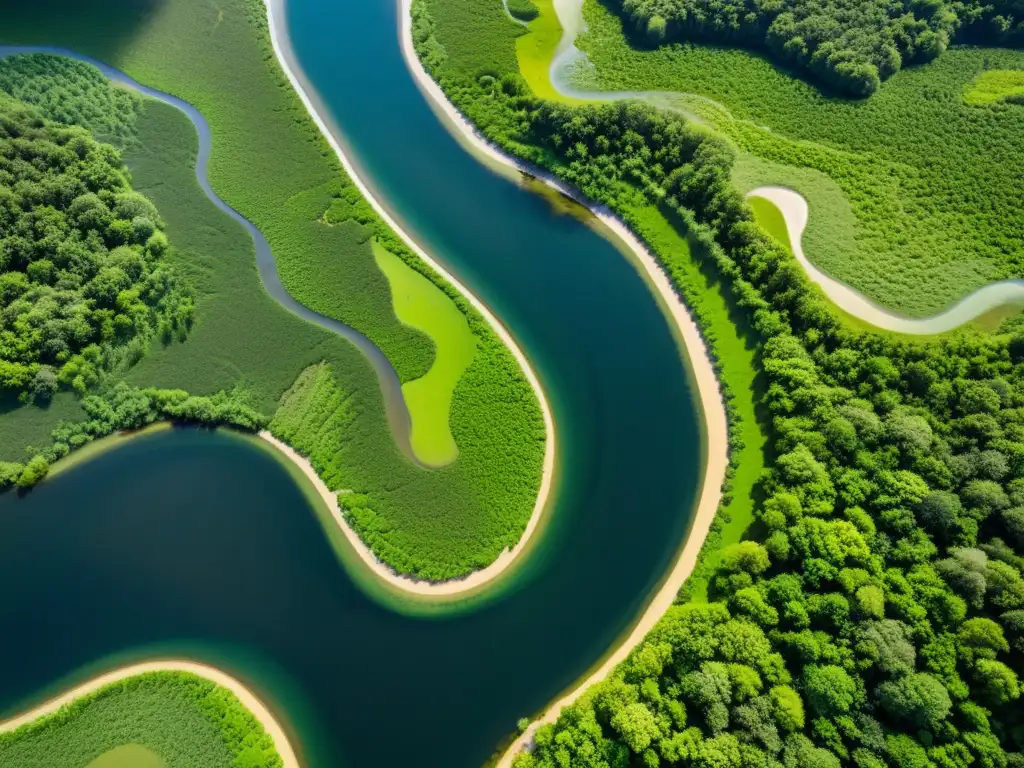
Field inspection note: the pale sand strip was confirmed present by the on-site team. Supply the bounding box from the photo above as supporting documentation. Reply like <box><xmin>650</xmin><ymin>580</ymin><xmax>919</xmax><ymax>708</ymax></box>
<box><xmin>0</xmin><ymin>661</ymin><xmax>299</xmax><ymax>768</ymax></box>
<box><xmin>262</xmin><ymin>0</ymin><xmax>555</xmax><ymax>596</ymax></box>
<box><xmin>746</xmin><ymin>185</ymin><xmax>1024</xmax><ymax>334</ymax></box>
<box><xmin>393</xmin><ymin>0</ymin><xmax>728</xmax><ymax>760</ymax></box>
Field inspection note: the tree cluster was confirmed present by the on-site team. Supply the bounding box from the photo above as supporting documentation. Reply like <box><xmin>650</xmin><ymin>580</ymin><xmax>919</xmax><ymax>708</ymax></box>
<box><xmin>0</xmin><ymin>102</ymin><xmax>193</xmax><ymax>403</ymax></box>
<box><xmin>611</xmin><ymin>0</ymin><xmax>1022</xmax><ymax>96</ymax></box>
<box><xmin>0</xmin><ymin>381</ymin><xmax>266</xmax><ymax>492</ymax></box>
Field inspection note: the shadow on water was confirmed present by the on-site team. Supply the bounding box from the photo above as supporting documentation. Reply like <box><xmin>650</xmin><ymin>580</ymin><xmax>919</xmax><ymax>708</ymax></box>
<box><xmin>0</xmin><ymin>0</ymin><xmax>167</xmax><ymax>64</ymax></box>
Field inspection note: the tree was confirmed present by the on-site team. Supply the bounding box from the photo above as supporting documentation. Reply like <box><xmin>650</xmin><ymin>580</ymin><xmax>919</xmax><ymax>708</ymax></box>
<box><xmin>610</xmin><ymin>701</ymin><xmax>661</xmax><ymax>754</ymax></box>
<box><xmin>961</xmin><ymin>479</ymin><xmax>1010</xmax><ymax>520</ymax></box>
<box><xmin>769</xmin><ymin>685</ymin><xmax>805</xmax><ymax>733</ymax></box>
<box><xmin>877</xmin><ymin>673</ymin><xmax>951</xmax><ymax>729</ymax></box>
<box><xmin>916</xmin><ymin>491</ymin><xmax>963</xmax><ymax>541</ymax></box>
<box><xmin>804</xmin><ymin>665</ymin><xmax>857</xmax><ymax>717</ymax></box>
<box><xmin>973</xmin><ymin>659</ymin><xmax>1020</xmax><ymax>705</ymax></box>
<box><xmin>720</xmin><ymin>542</ymin><xmax>771</xmax><ymax>576</ymax></box>
<box><xmin>957</xmin><ymin>617</ymin><xmax>1009</xmax><ymax>662</ymax></box>
<box><xmin>646</xmin><ymin>14</ymin><xmax>667</xmax><ymax>42</ymax></box>
<box><xmin>16</xmin><ymin>454</ymin><xmax>49</xmax><ymax>488</ymax></box>
<box><xmin>857</xmin><ymin>619</ymin><xmax>916</xmax><ymax>675</ymax></box>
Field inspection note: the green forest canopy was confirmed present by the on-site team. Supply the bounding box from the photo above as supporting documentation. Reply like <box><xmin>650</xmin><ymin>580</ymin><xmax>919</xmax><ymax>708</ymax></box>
<box><xmin>613</xmin><ymin>0</ymin><xmax>1024</xmax><ymax>95</ymax></box>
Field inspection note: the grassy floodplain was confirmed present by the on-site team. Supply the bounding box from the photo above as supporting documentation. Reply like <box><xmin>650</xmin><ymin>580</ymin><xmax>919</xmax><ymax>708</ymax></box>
<box><xmin>0</xmin><ymin>0</ymin><xmax>546</xmax><ymax>582</ymax></box>
<box><xmin>569</xmin><ymin>0</ymin><xmax>1024</xmax><ymax>317</ymax></box>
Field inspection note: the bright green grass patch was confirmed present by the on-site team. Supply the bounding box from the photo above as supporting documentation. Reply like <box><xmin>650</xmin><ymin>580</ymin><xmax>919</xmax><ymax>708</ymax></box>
<box><xmin>373</xmin><ymin>240</ymin><xmax>476</xmax><ymax>466</ymax></box>
<box><xmin>573</xmin><ymin>0</ymin><xmax>1024</xmax><ymax>317</ymax></box>
<box><xmin>0</xmin><ymin>672</ymin><xmax>277</xmax><ymax>768</ymax></box>
<box><xmin>618</xmin><ymin>204</ymin><xmax>766</xmax><ymax>603</ymax></box>
<box><xmin>748</xmin><ymin>195</ymin><xmax>791</xmax><ymax>252</ymax></box>
<box><xmin>516</xmin><ymin>0</ymin><xmax>580</xmax><ymax>103</ymax></box>
<box><xmin>964</xmin><ymin>69</ymin><xmax>1024</xmax><ymax>105</ymax></box>
<box><xmin>88</xmin><ymin>744</ymin><xmax>165</xmax><ymax>768</ymax></box>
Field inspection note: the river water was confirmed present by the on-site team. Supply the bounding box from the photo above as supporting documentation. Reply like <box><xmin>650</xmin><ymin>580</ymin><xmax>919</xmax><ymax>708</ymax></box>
<box><xmin>0</xmin><ymin>0</ymin><xmax>705</xmax><ymax>765</ymax></box>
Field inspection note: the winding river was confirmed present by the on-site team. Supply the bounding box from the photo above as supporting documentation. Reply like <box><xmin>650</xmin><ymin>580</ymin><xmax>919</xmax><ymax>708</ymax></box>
<box><xmin>0</xmin><ymin>0</ymin><xmax>709</xmax><ymax>766</ymax></box>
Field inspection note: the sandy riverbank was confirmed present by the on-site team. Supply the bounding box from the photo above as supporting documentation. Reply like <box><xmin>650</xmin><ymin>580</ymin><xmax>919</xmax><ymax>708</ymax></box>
<box><xmin>262</xmin><ymin>0</ymin><xmax>555</xmax><ymax>597</ymax></box>
<box><xmin>394</xmin><ymin>0</ymin><xmax>728</xmax><ymax>760</ymax></box>
<box><xmin>747</xmin><ymin>186</ymin><xmax>1024</xmax><ymax>334</ymax></box>
<box><xmin>0</xmin><ymin>660</ymin><xmax>299</xmax><ymax>768</ymax></box>
<box><xmin>260</xmin><ymin>431</ymin><xmax>549</xmax><ymax>596</ymax></box>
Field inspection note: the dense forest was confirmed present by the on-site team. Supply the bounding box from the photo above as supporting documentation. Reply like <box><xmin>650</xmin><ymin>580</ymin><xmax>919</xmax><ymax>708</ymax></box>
<box><xmin>516</xmin><ymin>97</ymin><xmax>1024</xmax><ymax>768</ymax></box>
<box><xmin>610</xmin><ymin>0</ymin><xmax>1024</xmax><ymax>95</ymax></box>
<box><xmin>0</xmin><ymin>96</ymin><xmax>192</xmax><ymax>404</ymax></box>
<box><xmin>413</xmin><ymin>3</ymin><xmax>1024</xmax><ymax>764</ymax></box>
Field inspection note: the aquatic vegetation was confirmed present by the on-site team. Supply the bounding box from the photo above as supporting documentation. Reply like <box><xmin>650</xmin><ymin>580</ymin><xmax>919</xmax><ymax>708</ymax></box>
<box><xmin>0</xmin><ymin>672</ymin><xmax>279</xmax><ymax>768</ymax></box>
<box><xmin>573</xmin><ymin>0</ymin><xmax>1024</xmax><ymax>316</ymax></box>
<box><xmin>965</xmin><ymin>68</ymin><xmax>1024</xmax><ymax>105</ymax></box>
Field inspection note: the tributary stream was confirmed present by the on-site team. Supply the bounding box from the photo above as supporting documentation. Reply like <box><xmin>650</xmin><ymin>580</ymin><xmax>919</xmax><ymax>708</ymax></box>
<box><xmin>0</xmin><ymin>0</ymin><xmax>705</xmax><ymax>765</ymax></box>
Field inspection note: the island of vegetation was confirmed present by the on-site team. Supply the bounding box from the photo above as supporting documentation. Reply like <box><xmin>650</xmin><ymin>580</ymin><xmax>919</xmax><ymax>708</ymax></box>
<box><xmin>406</xmin><ymin>0</ymin><xmax>1024</xmax><ymax>764</ymax></box>
<box><xmin>0</xmin><ymin>666</ymin><xmax>293</xmax><ymax>768</ymax></box>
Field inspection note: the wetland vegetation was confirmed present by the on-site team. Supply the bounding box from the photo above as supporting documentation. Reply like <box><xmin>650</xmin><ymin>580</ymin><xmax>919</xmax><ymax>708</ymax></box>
<box><xmin>571</xmin><ymin>0</ymin><xmax>1024</xmax><ymax>316</ymax></box>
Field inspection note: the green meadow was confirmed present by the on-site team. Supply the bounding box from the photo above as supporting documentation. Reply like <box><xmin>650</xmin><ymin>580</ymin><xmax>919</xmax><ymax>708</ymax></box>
<box><xmin>965</xmin><ymin>69</ymin><xmax>1024</xmax><ymax>105</ymax></box>
<box><xmin>88</xmin><ymin>745</ymin><xmax>165</xmax><ymax>768</ymax></box>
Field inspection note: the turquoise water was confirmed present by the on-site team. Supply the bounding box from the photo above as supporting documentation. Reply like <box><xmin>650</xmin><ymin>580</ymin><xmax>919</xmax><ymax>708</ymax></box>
<box><xmin>0</xmin><ymin>0</ymin><xmax>708</xmax><ymax>765</ymax></box>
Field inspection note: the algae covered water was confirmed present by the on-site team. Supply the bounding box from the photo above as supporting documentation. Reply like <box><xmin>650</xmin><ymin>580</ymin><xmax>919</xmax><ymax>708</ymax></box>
<box><xmin>0</xmin><ymin>0</ymin><xmax>706</xmax><ymax>764</ymax></box>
